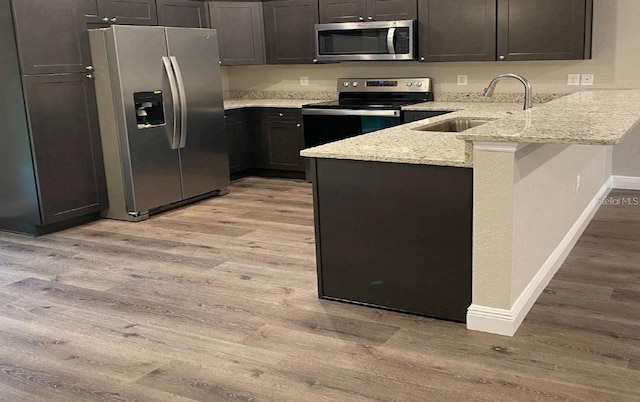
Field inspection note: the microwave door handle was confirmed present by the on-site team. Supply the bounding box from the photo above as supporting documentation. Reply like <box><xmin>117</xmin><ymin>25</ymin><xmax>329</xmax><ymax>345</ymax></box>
<box><xmin>169</xmin><ymin>56</ymin><xmax>188</xmax><ymax>149</ymax></box>
<box><xmin>162</xmin><ymin>56</ymin><xmax>180</xmax><ymax>150</ymax></box>
<box><xmin>387</xmin><ymin>27</ymin><xmax>396</xmax><ymax>54</ymax></box>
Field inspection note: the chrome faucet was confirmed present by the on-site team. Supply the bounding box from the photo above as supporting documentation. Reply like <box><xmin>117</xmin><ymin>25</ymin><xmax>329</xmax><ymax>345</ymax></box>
<box><xmin>482</xmin><ymin>73</ymin><xmax>533</xmax><ymax>110</ymax></box>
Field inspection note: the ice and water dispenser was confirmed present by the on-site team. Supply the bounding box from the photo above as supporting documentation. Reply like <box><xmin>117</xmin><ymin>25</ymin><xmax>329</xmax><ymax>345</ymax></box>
<box><xmin>134</xmin><ymin>91</ymin><xmax>165</xmax><ymax>129</ymax></box>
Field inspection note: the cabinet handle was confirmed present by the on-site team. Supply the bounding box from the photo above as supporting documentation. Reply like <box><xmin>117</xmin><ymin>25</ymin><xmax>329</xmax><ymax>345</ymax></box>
<box><xmin>367</xmin><ymin>16</ymin><xmax>373</xmax><ymax>21</ymax></box>
<box><xmin>110</xmin><ymin>17</ymin><xmax>117</xmax><ymax>23</ymax></box>
<box><xmin>296</xmin><ymin>123</ymin><xmax>301</xmax><ymax>128</ymax></box>
<box><xmin>499</xmin><ymin>55</ymin><xmax>506</xmax><ymax>60</ymax></box>
<box><xmin>102</xmin><ymin>17</ymin><xmax>109</xmax><ymax>22</ymax></box>
<box><xmin>86</xmin><ymin>74</ymin><xmax>94</xmax><ymax>79</ymax></box>
<box><xmin>420</xmin><ymin>57</ymin><xmax>425</xmax><ymax>62</ymax></box>
<box><xmin>85</xmin><ymin>65</ymin><xmax>94</xmax><ymax>71</ymax></box>
<box><xmin>358</xmin><ymin>16</ymin><xmax>364</xmax><ymax>21</ymax></box>
<box><xmin>312</xmin><ymin>58</ymin><xmax>318</xmax><ymax>63</ymax></box>
<box><xmin>224</xmin><ymin>115</ymin><xmax>227</xmax><ymax>119</ymax></box>
<box><xmin>279</xmin><ymin>113</ymin><xmax>284</xmax><ymax>117</ymax></box>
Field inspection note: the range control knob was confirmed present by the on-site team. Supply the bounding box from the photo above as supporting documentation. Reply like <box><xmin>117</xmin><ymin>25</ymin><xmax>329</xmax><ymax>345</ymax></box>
<box><xmin>343</xmin><ymin>82</ymin><xmax>350</xmax><ymax>87</ymax></box>
<box><xmin>406</xmin><ymin>81</ymin><xmax>413</xmax><ymax>87</ymax></box>
<box><xmin>415</xmin><ymin>82</ymin><xmax>423</xmax><ymax>87</ymax></box>
<box><xmin>352</xmin><ymin>81</ymin><xmax>359</xmax><ymax>87</ymax></box>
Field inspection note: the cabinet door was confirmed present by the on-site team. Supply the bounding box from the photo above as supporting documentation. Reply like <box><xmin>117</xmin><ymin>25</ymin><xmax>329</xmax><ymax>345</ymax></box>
<box><xmin>225</xmin><ymin>110</ymin><xmax>252</xmax><ymax>173</ymax></box>
<box><xmin>319</xmin><ymin>0</ymin><xmax>366</xmax><ymax>23</ymax></box>
<box><xmin>497</xmin><ymin>0</ymin><xmax>591</xmax><ymax>61</ymax></box>
<box><xmin>84</xmin><ymin>0</ymin><xmax>108</xmax><ymax>24</ymax></box>
<box><xmin>157</xmin><ymin>0</ymin><xmax>209</xmax><ymax>27</ymax></box>
<box><xmin>22</xmin><ymin>74</ymin><xmax>107</xmax><ymax>225</ymax></box>
<box><xmin>264</xmin><ymin>0</ymin><xmax>319</xmax><ymax>64</ymax></box>
<box><xmin>365</xmin><ymin>0</ymin><xmax>416</xmax><ymax>21</ymax></box>
<box><xmin>12</xmin><ymin>0</ymin><xmax>91</xmax><ymax>74</ymax></box>
<box><xmin>418</xmin><ymin>0</ymin><xmax>496</xmax><ymax>62</ymax></box>
<box><xmin>209</xmin><ymin>2</ymin><xmax>265</xmax><ymax>65</ymax></box>
<box><xmin>256</xmin><ymin>110</ymin><xmax>305</xmax><ymax>171</ymax></box>
<box><xmin>106</xmin><ymin>0</ymin><xmax>158</xmax><ymax>25</ymax></box>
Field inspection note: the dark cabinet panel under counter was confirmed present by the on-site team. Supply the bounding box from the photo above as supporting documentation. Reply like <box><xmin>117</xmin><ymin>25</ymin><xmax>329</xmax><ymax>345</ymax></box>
<box><xmin>310</xmin><ymin>158</ymin><xmax>473</xmax><ymax>322</ymax></box>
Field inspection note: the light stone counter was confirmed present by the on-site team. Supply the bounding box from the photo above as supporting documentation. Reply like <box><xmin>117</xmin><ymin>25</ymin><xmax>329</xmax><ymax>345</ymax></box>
<box><xmin>300</xmin><ymin>103</ymin><xmax>523</xmax><ymax>167</ymax></box>
<box><xmin>456</xmin><ymin>90</ymin><xmax>640</xmax><ymax>145</ymax></box>
<box><xmin>301</xmin><ymin>90</ymin><xmax>640</xmax><ymax>167</ymax></box>
<box><xmin>223</xmin><ymin>99</ymin><xmax>320</xmax><ymax>110</ymax></box>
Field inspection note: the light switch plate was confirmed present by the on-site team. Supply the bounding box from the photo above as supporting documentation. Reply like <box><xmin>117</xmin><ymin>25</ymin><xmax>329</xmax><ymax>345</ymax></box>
<box><xmin>581</xmin><ymin>74</ymin><xmax>594</xmax><ymax>86</ymax></box>
<box><xmin>567</xmin><ymin>74</ymin><xmax>581</xmax><ymax>86</ymax></box>
<box><xmin>300</xmin><ymin>76</ymin><xmax>309</xmax><ymax>86</ymax></box>
<box><xmin>457</xmin><ymin>75</ymin><xmax>468</xmax><ymax>86</ymax></box>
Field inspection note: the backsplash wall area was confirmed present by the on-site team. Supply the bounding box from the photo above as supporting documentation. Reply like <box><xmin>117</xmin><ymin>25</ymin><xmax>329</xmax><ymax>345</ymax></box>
<box><xmin>222</xmin><ymin>0</ymin><xmax>639</xmax><ymax>99</ymax></box>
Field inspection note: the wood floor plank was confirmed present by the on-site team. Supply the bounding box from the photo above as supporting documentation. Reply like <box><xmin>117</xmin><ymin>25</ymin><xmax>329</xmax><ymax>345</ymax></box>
<box><xmin>0</xmin><ymin>178</ymin><xmax>638</xmax><ymax>401</ymax></box>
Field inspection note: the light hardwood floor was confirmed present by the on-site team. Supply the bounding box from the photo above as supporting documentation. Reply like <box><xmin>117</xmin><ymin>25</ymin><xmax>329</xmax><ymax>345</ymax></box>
<box><xmin>0</xmin><ymin>177</ymin><xmax>638</xmax><ymax>401</ymax></box>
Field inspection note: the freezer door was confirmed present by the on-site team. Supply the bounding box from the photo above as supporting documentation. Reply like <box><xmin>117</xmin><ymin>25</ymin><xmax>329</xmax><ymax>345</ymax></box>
<box><xmin>108</xmin><ymin>25</ymin><xmax>183</xmax><ymax>214</ymax></box>
<box><xmin>165</xmin><ymin>28</ymin><xmax>230</xmax><ymax>199</ymax></box>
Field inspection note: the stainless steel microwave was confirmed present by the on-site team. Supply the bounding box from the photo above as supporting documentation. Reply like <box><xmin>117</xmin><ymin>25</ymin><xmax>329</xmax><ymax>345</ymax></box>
<box><xmin>315</xmin><ymin>20</ymin><xmax>416</xmax><ymax>62</ymax></box>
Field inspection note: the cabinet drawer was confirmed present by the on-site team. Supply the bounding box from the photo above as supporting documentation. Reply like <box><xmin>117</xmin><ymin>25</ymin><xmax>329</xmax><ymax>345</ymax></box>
<box><xmin>224</xmin><ymin>109</ymin><xmax>245</xmax><ymax>124</ymax></box>
<box><xmin>263</xmin><ymin>108</ymin><xmax>302</xmax><ymax>121</ymax></box>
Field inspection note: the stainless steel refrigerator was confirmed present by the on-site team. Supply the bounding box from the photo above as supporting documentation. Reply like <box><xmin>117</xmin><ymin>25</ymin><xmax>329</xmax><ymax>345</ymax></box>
<box><xmin>89</xmin><ymin>25</ymin><xmax>229</xmax><ymax>221</ymax></box>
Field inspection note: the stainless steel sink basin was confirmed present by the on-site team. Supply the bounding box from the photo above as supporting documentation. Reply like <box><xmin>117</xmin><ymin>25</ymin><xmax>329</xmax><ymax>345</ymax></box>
<box><xmin>414</xmin><ymin>118</ymin><xmax>496</xmax><ymax>133</ymax></box>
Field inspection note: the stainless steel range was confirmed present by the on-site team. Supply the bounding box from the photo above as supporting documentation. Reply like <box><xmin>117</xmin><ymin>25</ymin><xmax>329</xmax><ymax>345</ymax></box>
<box><xmin>302</xmin><ymin>77</ymin><xmax>434</xmax><ymax>151</ymax></box>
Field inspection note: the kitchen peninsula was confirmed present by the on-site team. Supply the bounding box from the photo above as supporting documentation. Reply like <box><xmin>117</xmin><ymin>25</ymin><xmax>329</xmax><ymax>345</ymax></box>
<box><xmin>301</xmin><ymin>90</ymin><xmax>640</xmax><ymax>336</ymax></box>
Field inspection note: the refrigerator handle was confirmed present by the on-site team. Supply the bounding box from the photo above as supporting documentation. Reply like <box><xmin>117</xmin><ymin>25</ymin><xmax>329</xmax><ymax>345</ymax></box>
<box><xmin>162</xmin><ymin>56</ymin><xmax>181</xmax><ymax>150</ymax></box>
<box><xmin>170</xmin><ymin>56</ymin><xmax>188</xmax><ymax>149</ymax></box>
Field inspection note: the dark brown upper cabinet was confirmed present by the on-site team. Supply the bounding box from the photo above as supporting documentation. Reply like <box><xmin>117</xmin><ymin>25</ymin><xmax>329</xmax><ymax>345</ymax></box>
<box><xmin>365</xmin><ymin>0</ymin><xmax>416</xmax><ymax>21</ymax></box>
<box><xmin>497</xmin><ymin>0</ymin><xmax>593</xmax><ymax>61</ymax></box>
<box><xmin>85</xmin><ymin>0</ymin><xmax>158</xmax><ymax>25</ymax></box>
<box><xmin>319</xmin><ymin>0</ymin><xmax>416</xmax><ymax>23</ymax></box>
<box><xmin>12</xmin><ymin>0</ymin><xmax>91</xmax><ymax>74</ymax></box>
<box><xmin>263</xmin><ymin>0</ymin><xmax>319</xmax><ymax>64</ymax></box>
<box><xmin>319</xmin><ymin>0</ymin><xmax>366</xmax><ymax>23</ymax></box>
<box><xmin>418</xmin><ymin>0</ymin><xmax>496</xmax><ymax>62</ymax></box>
<box><xmin>209</xmin><ymin>1</ymin><xmax>266</xmax><ymax>65</ymax></box>
<box><xmin>157</xmin><ymin>0</ymin><xmax>209</xmax><ymax>27</ymax></box>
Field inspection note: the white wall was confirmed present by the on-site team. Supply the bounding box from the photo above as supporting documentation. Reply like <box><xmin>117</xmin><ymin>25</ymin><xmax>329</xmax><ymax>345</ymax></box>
<box><xmin>224</xmin><ymin>0</ymin><xmax>640</xmax><ymax>95</ymax></box>
<box><xmin>470</xmin><ymin>143</ymin><xmax>612</xmax><ymax>335</ymax></box>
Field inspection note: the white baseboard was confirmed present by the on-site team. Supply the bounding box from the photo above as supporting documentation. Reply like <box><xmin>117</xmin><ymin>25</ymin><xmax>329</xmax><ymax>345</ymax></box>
<box><xmin>612</xmin><ymin>175</ymin><xmax>640</xmax><ymax>190</ymax></box>
<box><xmin>467</xmin><ymin>176</ymin><xmax>614</xmax><ymax>337</ymax></box>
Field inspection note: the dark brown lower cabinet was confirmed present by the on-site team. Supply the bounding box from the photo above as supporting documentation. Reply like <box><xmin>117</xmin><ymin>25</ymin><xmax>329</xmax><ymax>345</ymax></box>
<box><xmin>22</xmin><ymin>74</ymin><xmax>107</xmax><ymax>227</ymax></box>
<box><xmin>225</xmin><ymin>109</ymin><xmax>252</xmax><ymax>175</ymax></box>
<box><xmin>310</xmin><ymin>158</ymin><xmax>472</xmax><ymax>323</ymax></box>
<box><xmin>254</xmin><ymin>109</ymin><xmax>306</xmax><ymax>172</ymax></box>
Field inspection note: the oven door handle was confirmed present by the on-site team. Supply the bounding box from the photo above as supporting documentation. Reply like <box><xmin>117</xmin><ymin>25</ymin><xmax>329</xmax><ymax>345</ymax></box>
<box><xmin>302</xmin><ymin>108</ymin><xmax>401</xmax><ymax>117</ymax></box>
<box><xmin>387</xmin><ymin>27</ymin><xmax>396</xmax><ymax>54</ymax></box>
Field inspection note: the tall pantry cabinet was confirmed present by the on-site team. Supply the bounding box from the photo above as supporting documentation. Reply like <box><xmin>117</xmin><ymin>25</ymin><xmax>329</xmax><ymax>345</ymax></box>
<box><xmin>0</xmin><ymin>0</ymin><xmax>107</xmax><ymax>235</ymax></box>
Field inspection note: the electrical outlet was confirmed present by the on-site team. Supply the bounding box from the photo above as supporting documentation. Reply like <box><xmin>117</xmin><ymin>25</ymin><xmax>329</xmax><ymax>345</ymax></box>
<box><xmin>576</xmin><ymin>174</ymin><xmax>581</xmax><ymax>193</ymax></box>
<box><xmin>567</xmin><ymin>74</ymin><xmax>581</xmax><ymax>86</ymax></box>
<box><xmin>581</xmin><ymin>74</ymin><xmax>594</xmax><ymax>86</ymax></box>
<box><xmin>300</xmin><ymin>76</ymin><xmax>309</xmax><ymax>86</ymax></box>
<box><xmin>457</xmin><ymin>75</ymin><xmax>468</xmax><ymax>86</ymax></box>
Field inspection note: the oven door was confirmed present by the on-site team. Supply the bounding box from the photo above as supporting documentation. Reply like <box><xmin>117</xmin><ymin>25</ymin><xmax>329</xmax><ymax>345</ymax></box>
<box><xmin>315</xmin><ymin>20</ymin><xmax>415</xmax><ymax>62</ymax></box>
<box><xmin>302</xmin><ymin>108</ymin><xmax>402</xmax><ymax>149</ymax></box>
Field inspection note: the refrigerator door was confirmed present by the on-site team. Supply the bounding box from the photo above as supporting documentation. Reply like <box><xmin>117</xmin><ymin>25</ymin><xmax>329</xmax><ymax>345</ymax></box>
<box><xmin>108</xmin><ymin>25</ymin><xmax>183</xmax><ymax>214</ymax></box>
<box><xmin>165</xmin><ymin>28</ymin><xmax>230</xmax><ymax>200</ymax></box>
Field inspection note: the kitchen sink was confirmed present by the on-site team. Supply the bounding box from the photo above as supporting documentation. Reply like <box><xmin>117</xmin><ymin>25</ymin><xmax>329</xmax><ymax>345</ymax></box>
<box><xmin>414</xmin><ymin>118</ymin><xmax>496</xmax><ymax>133</ymax></box>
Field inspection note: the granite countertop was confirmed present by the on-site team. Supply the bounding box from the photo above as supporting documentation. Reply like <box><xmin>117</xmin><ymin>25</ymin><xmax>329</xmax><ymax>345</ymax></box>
<box><xmin>456</xmin><ymin>90</ymin><xmax>640</xmax><ymax>145</ymax></box>
<box><xmin>301</xmin><ymin>90</ymin><xmax>640</xmax><ymax>167</ymax></box>
<box><xmin>300</xmin><ymin>103</ymin><xmax>523</xmax><ymax>167</ymax></box>
<box><xmin>223</xmin><ymin>99</ymin><xmax>319</xmax><ymax>110</ymax></box>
